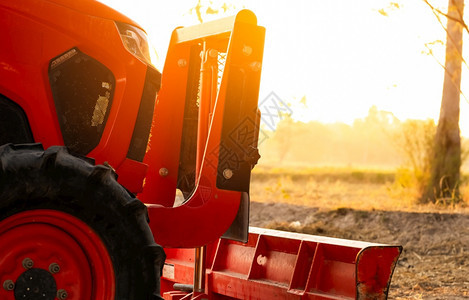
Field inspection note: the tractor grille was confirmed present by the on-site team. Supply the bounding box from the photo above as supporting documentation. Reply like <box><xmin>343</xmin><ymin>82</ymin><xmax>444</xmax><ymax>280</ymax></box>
<box><xmin>48</xmin><ymin>48</ymin><xmax>115</xmax><ymax>155</ymax></box>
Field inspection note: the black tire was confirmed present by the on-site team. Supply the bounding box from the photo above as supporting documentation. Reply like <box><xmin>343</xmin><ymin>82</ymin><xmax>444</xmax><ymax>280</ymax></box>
<box><xmin>0</xmin><ymin>143</ymin><xmax>165</xmax><ymax>300</ymax></box>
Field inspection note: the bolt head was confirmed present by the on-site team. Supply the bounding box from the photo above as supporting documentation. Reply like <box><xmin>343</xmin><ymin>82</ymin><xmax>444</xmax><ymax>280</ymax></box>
<box><xmin>159</xmin><ymin>167</ymin><xmax>169</xmax><ymax>177</ymax></box>
<box><xmin>177</xmin><ymin>59</ymin><xmax>187</xmax><ymax>68</ymax></box>
<box><xmin>57</xmin><ymin>289</ymin><xmax>68</xmax><ymax>299</ymax></box>
<box><xmin>49</xmin><ymin>263</ymin><xmax>60</xmax><ymax>274</ymax></box>
<box><xmin>250</xmin><ymin>61</ymin><xmax>262</xmax><ymax>72</ymax></box>
<box><xmin>3</xmin><ymin>280</ymin><xmax>14</xmax><ymax>291</ymax></box>
<box><xmin>208</xmin><ymin>48</ymin><xmax>218</xmax><ymax>58</ymax></box>
<box><xmin>242</xmin><ymin>45</ymin><xmax>253</xmax><ymax>56</ymax></box>
<box><xmin>22</xmin><ymin>258</ymin><xmax>34</xmax><ymax>269</ymax></box>
<box><xmin>223</xmin><ymin>169</ymin><xmax>233</xmax><ymax>179</ymax></box>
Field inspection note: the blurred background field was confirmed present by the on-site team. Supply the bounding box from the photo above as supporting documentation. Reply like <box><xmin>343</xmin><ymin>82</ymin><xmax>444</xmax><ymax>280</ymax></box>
<box><xmin>250</xmin><ymin>165</ymin><xmax>469</xmax><ymax>212</ymax></box>
<box><xmin>251</xmin><ymin>105</ymin><xmax>469</xmax><ymax>211</ymax></box>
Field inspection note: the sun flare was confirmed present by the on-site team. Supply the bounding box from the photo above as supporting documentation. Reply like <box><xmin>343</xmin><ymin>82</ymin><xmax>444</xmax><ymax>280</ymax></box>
<box><xmin>100</xmin><ymin>0</ymin><xmax>469</xmax><ymax>137</ymax></box>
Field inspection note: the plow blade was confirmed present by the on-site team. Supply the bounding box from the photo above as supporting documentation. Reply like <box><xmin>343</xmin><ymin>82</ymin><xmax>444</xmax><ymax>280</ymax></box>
<box><xmin>161</xmin><ymin>227</ymin><xmax>402</xmax><ymax>299</ymax></box>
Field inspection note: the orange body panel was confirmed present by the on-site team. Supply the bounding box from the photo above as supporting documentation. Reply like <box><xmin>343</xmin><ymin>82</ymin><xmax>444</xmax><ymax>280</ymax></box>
<box><xmin>0</xmin><ymin>0</ymin><xmax>150</xmax><ymax>191</ymax></box>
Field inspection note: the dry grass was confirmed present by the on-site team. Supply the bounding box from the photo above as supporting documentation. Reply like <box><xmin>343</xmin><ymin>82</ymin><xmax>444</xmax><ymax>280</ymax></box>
<box><xmin>250</xmin><ymin>166</ymin><xmax>469</xmax><ymax>213</ymax></box>
<box><xmin>250</xmin><ymin>166</ymin><xmax>469</xmax><ymax>299</ymax></box>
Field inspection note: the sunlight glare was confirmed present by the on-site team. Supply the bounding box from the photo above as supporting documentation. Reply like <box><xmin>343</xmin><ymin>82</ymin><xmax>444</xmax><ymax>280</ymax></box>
<box><xmin>99</xmin><ymin>0</ymin><xmax>469</xmax><ymax>137</ymax></box>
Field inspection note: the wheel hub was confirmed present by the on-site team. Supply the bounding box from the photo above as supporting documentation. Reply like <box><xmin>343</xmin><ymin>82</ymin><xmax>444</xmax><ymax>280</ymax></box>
<box><xmin>0</xmin><ymin>210</ymin><xmax>115</xmax><ymax>299</ymax></box>
<box><xmin>14</xmin><ymin>268</ymin><xmax>57</xmax><ymax>300</ymax></box>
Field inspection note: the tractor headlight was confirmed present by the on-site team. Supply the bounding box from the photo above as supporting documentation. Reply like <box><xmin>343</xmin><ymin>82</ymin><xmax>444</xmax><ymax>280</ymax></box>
<box><xmin>115</xmin><ymin>22</ymin><xmax>158</xmax><ymax>68</ymax></box>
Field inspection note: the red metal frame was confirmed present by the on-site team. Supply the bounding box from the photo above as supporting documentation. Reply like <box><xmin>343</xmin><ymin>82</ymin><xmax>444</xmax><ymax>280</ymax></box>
<box><xmin>0</xmin><ymin>210</ymin><xmax>115</xmax><ymax>299</ymax></box>
<box><xmin>161</xmin><ymin>227</ymin><xmax>402</xmax><ymax>299</ymax></box>
<box><xmin>140</xmin><ymin>10</ymin><xmax>266</xmax><ymax>249</ymax></box>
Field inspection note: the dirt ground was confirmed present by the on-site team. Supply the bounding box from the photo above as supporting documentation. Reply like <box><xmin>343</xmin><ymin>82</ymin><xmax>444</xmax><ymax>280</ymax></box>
<box><xmin>250</xmin><ymin>201</ymin><xmax>469</xmax><ymax>299</ymax></box>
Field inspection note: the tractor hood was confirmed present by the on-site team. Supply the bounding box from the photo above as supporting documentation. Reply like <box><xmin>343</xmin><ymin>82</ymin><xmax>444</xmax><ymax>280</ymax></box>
<box><xmin>45</xmin><ymin>0</ymin><xmax>143</xmax><ymax>30</ymax></box>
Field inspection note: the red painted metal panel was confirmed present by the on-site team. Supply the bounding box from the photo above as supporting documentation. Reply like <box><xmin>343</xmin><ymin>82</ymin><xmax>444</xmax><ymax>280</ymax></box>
<box><xmin>0</xmin><ymin>0</ymin><xmax>149</xmax><ymax>178</ymax></box>
<box><xmin>356</xmin><ymin>246</ymin><xmax>402</xmax><ymax>299</ymax></box>
<box><xmin>212</xmin><ymin>241</ymin><xmax>256</xmax><ymax>275</ymax></box>
<box><xmin>115</xmin><ymin>158</ymin><xmax>149</xmax><ymax>194</ymax></box>
<box><xmin>161</xmin><ymin>227</ymin><xmax>402</xmax><ymax>300</ymax></box>
<box><xmin>289</xmin><ymin>241</ymin><xmax>316</xmax><ymax>292</ymax></box>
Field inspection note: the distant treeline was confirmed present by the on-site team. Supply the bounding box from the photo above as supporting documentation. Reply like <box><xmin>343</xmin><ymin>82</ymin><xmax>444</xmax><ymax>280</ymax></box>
<box><xmin>258</xmin><ymin>106</ymin><xmax>469</xmax><ymax>170</ymax></box>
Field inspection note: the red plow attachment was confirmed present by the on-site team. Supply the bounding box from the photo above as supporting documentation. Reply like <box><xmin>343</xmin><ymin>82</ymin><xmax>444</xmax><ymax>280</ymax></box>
<box><xmin>161</xmin><ymin>227</ymin><xmax>402</xmax><ymax>299</ymax></box>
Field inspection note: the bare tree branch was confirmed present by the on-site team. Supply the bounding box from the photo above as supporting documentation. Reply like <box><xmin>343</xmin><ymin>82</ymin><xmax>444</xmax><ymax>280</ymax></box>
<box><xmin>422</xmin><ymin>0</ymin><xmax>469</xmax><ymax>104</ymax></box>
<box><xmin>427</xmin><ymin>3</ymin><xmax>469</xmax><ymax>67</ymax></box>
<box><xmin>422</xmin><ymin>0</ymin><xmax>469</xmax><ymax>34</ymax></box>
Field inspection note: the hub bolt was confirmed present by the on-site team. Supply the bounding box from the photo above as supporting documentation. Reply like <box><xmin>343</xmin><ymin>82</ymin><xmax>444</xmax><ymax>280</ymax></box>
<box><xmin>177</xmin><ymin>59</ymin><xmax>187</xmax><ymax>68</ymax></box>
<box><xmin>208</xmin><ymin>48</ymin><xmax>218</xmax><ymax>58</ymax></box>
<box><xmin>242</xmin><ymin>45</ymin><xmax>253</xmax><ymax>56</ymax></box>
<box><xmin>2</xmin><ymin>280</ymin><xmax>14</xmax><ymax>291</ymax></box>
<box><xmin>57</xmin><ymin>289</ymin><xmax>68</xmax><ymax>299</ymax></box>
<box><xmin>22</xmin><ymin>258</ymin><xmax>34</xmax><ymax>269</ymax></box>
<box><xmin>49</xmin><ymin>263</ymin><xmax>60</xmax><ymax>274</ymax></box>
<box><xmin>159</xmin><ymin>167</ymin><xmax>169</xmax><ymax>177</ymax></box>
<box><xmin>223</xmin><ymin>168</ymin><xmax>233</xmax><ymax>179</ymax></box>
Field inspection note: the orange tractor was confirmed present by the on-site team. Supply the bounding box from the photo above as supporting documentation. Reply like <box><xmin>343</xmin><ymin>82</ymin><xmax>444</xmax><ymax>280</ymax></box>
<box><xmin>0</xmin><ymin>1</ymin><xmax>402</xmax><ymax>299</ymax></box>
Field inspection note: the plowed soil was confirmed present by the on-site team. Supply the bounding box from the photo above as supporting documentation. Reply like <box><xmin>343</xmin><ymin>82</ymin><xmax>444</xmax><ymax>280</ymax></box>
<box><xmin>250</xmin><ymin>201</ymin><xmax>469</xmax><ymax>299</ymax></box>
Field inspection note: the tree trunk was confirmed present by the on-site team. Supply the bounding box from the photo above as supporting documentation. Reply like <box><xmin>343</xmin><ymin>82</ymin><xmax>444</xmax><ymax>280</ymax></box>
<box><xmin>422</xmin><ymin>0</ymin><xmax>464</xmax><ymax>203</ymax></box>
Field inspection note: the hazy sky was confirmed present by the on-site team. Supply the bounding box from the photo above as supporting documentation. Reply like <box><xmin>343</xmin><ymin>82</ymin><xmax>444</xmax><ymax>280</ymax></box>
<box><xmin>100</xmin><ymin>0</ymin><xmax>469</xmax><ymax>137</ymax></box>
